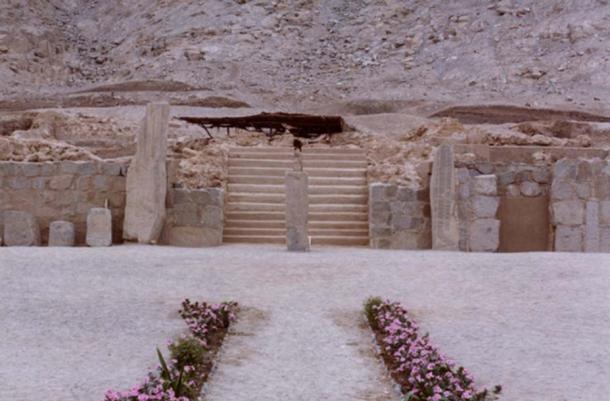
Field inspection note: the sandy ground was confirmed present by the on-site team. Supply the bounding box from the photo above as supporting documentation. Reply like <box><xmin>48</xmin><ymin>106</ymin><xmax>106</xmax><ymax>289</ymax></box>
<box><xmin>1</xmin><ymin>245</ymin><xmax>609</xmax><ymax>401</ymax></box>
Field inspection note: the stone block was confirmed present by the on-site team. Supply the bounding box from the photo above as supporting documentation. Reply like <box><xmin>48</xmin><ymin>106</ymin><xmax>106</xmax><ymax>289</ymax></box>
<box><xmin>554</xmin><ymin>225</ymin><xmax>582</xmax><ymax>252</ymax></box>
<box><xmin>201</xmin><ymin>206</ymin><xmax>223</xmax><ymax>228</ymax></box>
<box><xmin>430</xmin><ymin>144</ymin><xmax>459</xmax><ymax>250</ymax></box>
<box><xmin>506</xmin><ymin>184</ymin><xmax>520</xmax><ymax>197</ymax></box>
<box><xmin>554</xmin><ymin>159</ymin><xmax>577</xmax><ymax>180</ymax></box>
<box><xmin>8</xmin><ymin>177</ymin><xmax>30</xmax><ymax>190</ymax></box>
<box><xmin>600</xmin><ymin>228</ymin><xmax>610</xmax><ymax>252</ymax></box>
<box><xmin>473</xmin><ymin>174</ymin><xmax>497</xmax><ymax>196</ymax></box>
<box><xmin>550</xmin><ymin>181</ymin><xmax>575</xmax><ymax>200</ymax></box>
<box><xmin>21</xmin><ymin>163</ymin><xmax>41</xmax><ymax>177</ymax></box>
<box><xmin>471</xmin><ymin>196</ymin><xmax>499</xmax><ymax>218</ymax></box>
<box><xmin>207</xmin><ymin>188</ymin><xmax>224</xmax><ymax>206</ymax></box>
<box><xmin>60</xmin><ymin>161</ymin><xmax>97</xmax><ymax>175</ymax></box>
<box><xmin>168</xmin><ymin>226</ymin><xmax>222</xmax><ymax>247</ymax></box>
<box><xmin>86</xmin><ymin>208</ymin><xmax>112</xmax><ymax>247</ymax></box>
<box><xmin>532</xmin><ymin>168</ymin><xmax>550</xmax><ymax>183</ymax></box>
<box><xmin>285</xmin><ymin>171</ymin><xmax>309</xmax><ymax>251</ymax></box>
<box><xmin>100</xmin><ymin>162</ymin><xmax>123</xmax><ymax>176</ymax></box>
<box><xmin>49</xmin><ymin>175</ymin><xmax>74</xmax><ymax>190</ymax></box>
<box><xmin>520</xmin><ymin>181</ymin><xmax>542</xmax><ymax>197</ymax></box>
<box><xmin>469</xmin><ymin>219</ymin><xmax>500</xmax><ymax>252</ymax></box>
<box><xmin>369</xmin><ymin>183</ymin><xmax>388</xmax><ymax>203</ymax></box>
<box><xmin>3</xmin><ymin>211</ymin><xmax>41</xmax><ymax>246</ymax></box>
<box><xmin>396</xmin><ymin>186</ymin><xmax>417</xmax><ymax>201</ymax></box>
<box><xmin>584</xmin><ymin>201</ymin><xmax>600</xmax><ymax>252</ymax></box>
<box><xmin>123</xmin><ymin>102</ymin><xmax>169</xmax><ymax>244</ymax></box>
<box><xmin>389</xmin><ymin>230</ymin><xmax>421</xmax><ymax>250</ymax></box>
<box><xmin>497</xmin><ymin>170</ymin><xmax>515</xmax><ymax>186</ymax></box>
<box><xmin>552</xmin><ymin>200</ymin><xmax>585</xmax><ymax>225</ymax></box>
<box><xmin>48</xmin><ymin>220</ymin><xmax>75</xmax><ymax>247</ymax></box>
<box><xmin>601</xmin><ymin>201</ymin><xmax>610</xmax><ymax>226</ymax></box>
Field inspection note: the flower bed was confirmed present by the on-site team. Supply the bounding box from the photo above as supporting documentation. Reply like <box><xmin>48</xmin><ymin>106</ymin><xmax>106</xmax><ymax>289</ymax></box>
<box><xmin>103</xmin><ymin>299</ymin><xmax>238</xmax><ymax>401</ymax></box>
<box><xmin>364</xmin><ymin>297</ymin><xmax>500</xmax><ymax>401</ymax></box>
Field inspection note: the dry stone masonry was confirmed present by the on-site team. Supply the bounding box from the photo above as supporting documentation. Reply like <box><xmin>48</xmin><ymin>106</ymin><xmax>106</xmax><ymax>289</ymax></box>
<box><xmin>162</xmin><ymin>188</ymin><xmax>224</xmax><ymax>247</ymax></box>
<box><xmin>368</xmin><ymin>183</ymin><xmax>431</xmax><ymax>249</ymax></box>
<box><xmin>550</xmin><ymin>158</ymin><xmax>610</xmax><ymax>252</ymax></box>
<box><xmin>2</xmin><ymin>211</ymin><xmax>41</xmax><ymax>246</ymax></box>
<box><xmin>123</xmin><ymin>102</ymin><xmax>169</xmax><ymax>244</ymax></box>
<box><xmin>0</xmin><ymin>160</ymin><xmax>127</xmax><ymax>244</ymax></box>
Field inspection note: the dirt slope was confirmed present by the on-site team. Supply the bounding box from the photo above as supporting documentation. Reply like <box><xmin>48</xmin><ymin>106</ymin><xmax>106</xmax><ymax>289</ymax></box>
<box><xmin>1</xmin><ymin>0</ymin><xmax>609</xmax><ymax>112</ymax></box>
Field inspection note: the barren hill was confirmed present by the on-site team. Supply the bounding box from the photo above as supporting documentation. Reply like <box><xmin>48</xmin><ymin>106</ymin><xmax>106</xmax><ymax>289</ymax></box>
<box><xmin>1</xmin><ymin>0</ymin><xmax>609</xmax><ymax>113</ymax></box>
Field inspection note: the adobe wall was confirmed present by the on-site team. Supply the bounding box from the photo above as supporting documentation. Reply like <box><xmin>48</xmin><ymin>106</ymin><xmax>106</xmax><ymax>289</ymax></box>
<box><xmin>0</xmin><ymin>160</ymin><xmax>127</xmax><ymax>244</ymax></box>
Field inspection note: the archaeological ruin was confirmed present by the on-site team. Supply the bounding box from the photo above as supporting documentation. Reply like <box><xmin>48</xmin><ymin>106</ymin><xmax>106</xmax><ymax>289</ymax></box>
<box><xmin>1</xmin><ymin>102</ymin><xmax>609</xmax><ymax>253</ymax></box>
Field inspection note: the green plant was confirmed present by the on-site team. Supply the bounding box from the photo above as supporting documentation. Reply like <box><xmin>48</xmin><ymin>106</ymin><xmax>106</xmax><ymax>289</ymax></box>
<box><xmin>157</xmin><ymin>348</ymin><xmax>185</xmax><ymax>397</ymax></box>
<box><xmin>170</xmin><ymin>337</ymin><xmax>206</xmax><ymax>370</ymax></box>
<box><xmin>364</xmin><ymin>296</ymin><xmax>383</xmax><ymax>330</ymax></box>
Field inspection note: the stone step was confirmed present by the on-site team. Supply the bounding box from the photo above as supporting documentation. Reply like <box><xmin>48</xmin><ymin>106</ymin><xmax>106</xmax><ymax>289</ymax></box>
<box><xmin>229</xmin><ymin>158</ymin><xmax>367</xmax><ymax>169</ymax></box>
<box><xmin>223</xmin><ymin>235</ymin><xmax>285</xmax><ymax>244</ymax></box>
<box><xmin>301</xmin><ymin>147</ymin><xmax>365</xmax><ymax>155</ymax></box>
<box><xmin>230</xmin><ymin>153</ymin><xmax>294</xmax><ymax>160</ymax></box>
<box><xmin>225</xmin><ymin>211</ymin><xmax>367</xmax><ymax>222</ymax></box>
<box><xmin>227</xmin><ymin>184</ymin><xmax>367</xmax><ymax>195</ymax></box>
<box><xmin>229</xmin><ymin>147</ymin><xmax>292</xmax><ymax>153</ymax></box>
<box><xmin>227</xmin><ymin>202</ymin><xmax>368</xmax><ymax>213</ymax></box>
<box><xmin>223</xmin><ymin>227</ymin><xmax>369</xmax><ymax>237</ymax></box>
<box><xmin>224</xmin><ymin>220</ymin><xmax>368</xmax><ymax>230</ymax></box>
<box><xmin>222</xmin><ymin>235</ymin><xmax>368</xmax><ymax>246</ymax></box>
<box><xmin>308</xmin><ymin>212</ymin><xmax>368</xmax><ymax>221</ymax></box>
<box><xmin>225</xmin><ymin>211</ymin><xmax>285</xmax><ymax>221</ymax></box>
<box><xmin>311</xmin><ymin>236</ymin><xmax>369</xmax><ymax>246</ymax></box>
<box><xmin>229</xmin><ymin>167</ymin><xmax>366</xmax><ymax>178</ymax></box>
<box><xmin>225</xmin><ymin>220</ymin><xmax>286</xmax><ymax>229</ymax></box>
<box><xmin>228</xmin><ymin>175</ymin><xmax>367</xmax><ymax>186</ymax></box>
<box><xmin>228</xmin><ymin>193</ymin><xmax>368</xmax><ymax>205</ymax></box>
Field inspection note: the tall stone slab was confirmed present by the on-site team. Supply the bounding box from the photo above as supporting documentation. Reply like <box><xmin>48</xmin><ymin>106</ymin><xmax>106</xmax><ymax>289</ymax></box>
<box><xmin>285</xmin><ymin>171</ymin><xmax>309</xmax><ymax>251</ymax></box>
<box><xmin>3</xmin><ymin>211</ymin><xmax>41</xmax><ymax>246</ymax></box>
<box><xmin>87</xmin><ymin>208</ymin><xmax>112</xmax><ymax>247</ymax></box>
<box><xmin>123</xmin><ymin>102</ymin><xmax>169</xmax><ymax>244</ymax></box>
<box><xmin>584</xmin><ymin>200</ymin><xmax>600</xmax><ymax>252</ymax></box>
<box><xmin>430</xmin><ymin>144</ymin><xmax>459</xmax><ymax>250</ymax></box>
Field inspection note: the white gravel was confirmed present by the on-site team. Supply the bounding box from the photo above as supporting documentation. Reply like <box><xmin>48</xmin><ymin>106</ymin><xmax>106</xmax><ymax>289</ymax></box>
<box><xmin>1</xmin><ymin>245</ymin><xmax>610</xmax><ymax>401</ymax></box>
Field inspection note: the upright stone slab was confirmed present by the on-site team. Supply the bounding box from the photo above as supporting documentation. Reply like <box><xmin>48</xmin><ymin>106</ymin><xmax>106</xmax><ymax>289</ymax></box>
<box><xmin>430</xmin><ymin>144</ymin><xmax>459</xmax><ymax>250</ymax></box>
<box><xmin>48</xmin><ymin>220</ymin><xmax>75</xmax><ymax>247</ymax></box>
<box><xmin>584</xmin><ymin>200</ymin><xmax>600</xmax><ymax>252</ymax></box>
<box><xmin>87</xmin><ymin>208</ymin><xmax>112</xmax><ymax>247</ymax></box>
<box><xmin>123</xmin><ymin>102</ymin><xmax>169</xmax><ymax>244</ymax></box>
<box><xmin>3</xmin><ymin>211</ymin><xmax>41</xmax><ymax>246</ymax></box>
<box><xmin>285</xmin><ymin>171</ymin><xmax>309</xmax><ymax>251</ymax></box>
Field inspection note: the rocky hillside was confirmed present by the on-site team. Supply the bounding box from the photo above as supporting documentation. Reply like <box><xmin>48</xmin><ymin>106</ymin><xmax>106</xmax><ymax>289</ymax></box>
<box><xmin>1</xmin><ymin>0</ymin><xmax>609</xmax><ymax>112</ymax></box>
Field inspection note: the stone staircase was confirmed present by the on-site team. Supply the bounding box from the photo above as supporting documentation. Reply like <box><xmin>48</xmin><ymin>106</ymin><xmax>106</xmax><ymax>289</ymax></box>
<box><xmin>224</xmin><ymin>147</ymin><xmax>369</xmax><ymax>246</ymax></box>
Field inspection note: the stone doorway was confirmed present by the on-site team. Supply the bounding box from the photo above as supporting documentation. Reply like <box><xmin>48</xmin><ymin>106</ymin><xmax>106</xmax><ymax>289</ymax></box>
<box><xmin>498</xmin><ymin>196</ymin><xmax>550</xmax><ymax>252</ymax></box>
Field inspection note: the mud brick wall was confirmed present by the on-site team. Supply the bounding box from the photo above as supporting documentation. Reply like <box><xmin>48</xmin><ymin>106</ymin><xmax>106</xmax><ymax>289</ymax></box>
<box><xmin>369</xmin><ymin>183</ymin><xmax>431</xmax><ymax>249</ymax></box>
<box><xmin>550</xmin><ymin>158</ymin><xmax>610</xmax><ymax>252</ymax></box>
<box><xmin>161</xmin><ymin>188</ymin><xmax>224</xmax><ymax>247</ymax></box>
<box><xmin>0</xmin><ymin>161</ymin><xmax>127</xmax><ymax>244</ymax></box>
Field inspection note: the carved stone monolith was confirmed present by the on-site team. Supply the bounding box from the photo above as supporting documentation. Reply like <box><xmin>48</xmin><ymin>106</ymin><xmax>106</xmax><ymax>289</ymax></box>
<box><xmin>123</xmin><ymin>102</ymin><xmax>169</xmax><ymax>244</ymax></box>
<box><xmin>285</xmin><ymin>171</ymin><xmax>309</xmax><ymax>251</ymax></box>
<box><xmin>430</xmin><ymin>144</ymin><xmax>459</xmax><ymax>250</ymax></box>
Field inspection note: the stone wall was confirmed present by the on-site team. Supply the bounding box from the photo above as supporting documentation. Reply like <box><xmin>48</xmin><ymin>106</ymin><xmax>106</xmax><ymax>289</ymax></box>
<box><xmin>161</xmin><ymin>187</ymin><xmax>224</xmax><ymax>247</ymax></box>
<box><xmin>369</xmin><ymin>183</ymin><xmax>431</xmax><ymax>249</ymax></box>
<box><xmin>455</xmin><ymin>170</ymin><xmax>500</xmax><ymax>252</ymax></box>
<box><xmin>550</xmin><ymin>158</ymin><xmax>610</xmax><ymax>252</ymax></box>
<box><xmin>0</xmin><ymin>160</ymin><xmax>127</xmax><ymax>244</ymax></box>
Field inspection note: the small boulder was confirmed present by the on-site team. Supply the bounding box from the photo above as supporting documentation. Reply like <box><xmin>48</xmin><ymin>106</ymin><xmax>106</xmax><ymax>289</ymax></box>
<box><xmin>48</xmin><ymin>220</ymin><xmax>75</xmax><ymax>247</ymax></box>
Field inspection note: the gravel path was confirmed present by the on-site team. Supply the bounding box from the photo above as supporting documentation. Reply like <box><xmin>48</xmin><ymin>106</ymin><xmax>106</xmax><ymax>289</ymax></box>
<box><xmin>1</xmin><ymin>245</ymin><xmax>610</xmax><ymax>401</ymax></box>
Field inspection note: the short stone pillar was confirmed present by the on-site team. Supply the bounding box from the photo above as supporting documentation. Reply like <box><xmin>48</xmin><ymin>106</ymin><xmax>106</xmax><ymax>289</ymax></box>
<box><xmin>3</xmin><ymin>211</ymin><xmax>41</xmax><ymax>246</ymax></box>
<box><xmin>285</xmin><ymin>171</ymin><xmax>309</xmax><ymax>251</ymax></box>
<box><xmin>87</xmin><ymin>208</ymin><xmax>112</xmax><ymax>247</ymax></box>
<box><xmin>48</xmin><ymin>221</ymin><xmax>75</xmax><ymax>247</ymax></box>
<box><xmin>123</xmin><ymin>102</ymin><xmax>169</xmax><ymax>244</ymax></box>
<box><xmin>430</xmin><ymin>144</ymin><xmax>459</xmax><ymax>250</ymax></box>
